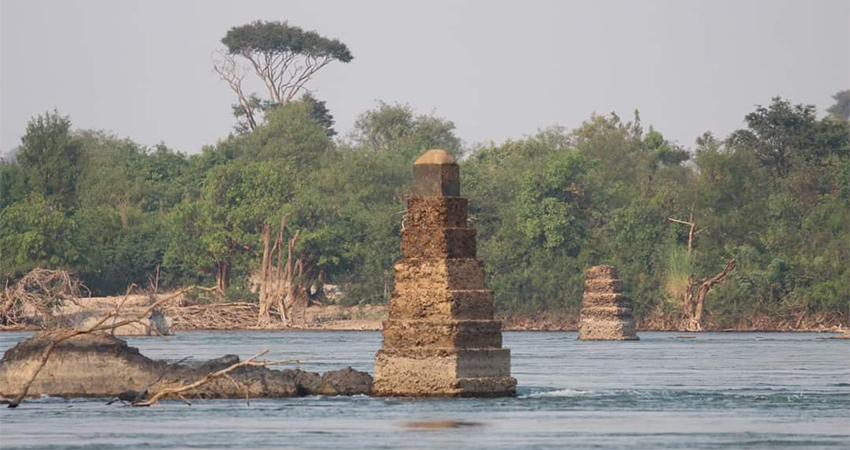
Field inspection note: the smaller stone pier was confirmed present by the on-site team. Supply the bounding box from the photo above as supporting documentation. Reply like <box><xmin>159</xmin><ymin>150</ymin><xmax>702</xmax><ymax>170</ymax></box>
<box><xmin>578</xmin><ymin>265</ymin><xmax>639</xmax><ymax>340</ymax></box>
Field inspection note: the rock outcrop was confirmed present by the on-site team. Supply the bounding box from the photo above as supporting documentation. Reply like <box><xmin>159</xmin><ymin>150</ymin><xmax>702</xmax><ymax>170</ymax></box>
<box><xmin>373</xmin><ymin>149</ymin><xmax>516</xmax><ymax>397</ymax></box>
<box><xmin>0</xmin><ymin>331</ymin><xmax>372</xmax><ymax>400</ymax></box>
<box><xmin>578</xmin><ymin>265</ymin><xmax>639</xmax><ymax>340</ymax></box>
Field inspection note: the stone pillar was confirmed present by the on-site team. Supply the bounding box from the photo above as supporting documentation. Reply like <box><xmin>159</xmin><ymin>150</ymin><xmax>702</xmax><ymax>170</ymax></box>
<box><xmin>578</xmin><ymin>265</ymin><xmax>639</xmax><ymax>340</ymax></box>
<box><xmin>373</xmin><ymin>149</ymin><xmax>516</xmax><ymax>397</ymax></box>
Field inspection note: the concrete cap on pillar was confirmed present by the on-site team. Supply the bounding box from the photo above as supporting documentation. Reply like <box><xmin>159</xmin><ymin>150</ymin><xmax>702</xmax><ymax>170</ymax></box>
<box><xmin>412</xmin><ymin>149</ymin><xmax>460</xmax><ymax>196</ymax></box>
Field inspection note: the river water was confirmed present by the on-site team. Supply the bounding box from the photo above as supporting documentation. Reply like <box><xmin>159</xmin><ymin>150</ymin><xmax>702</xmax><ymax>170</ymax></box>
<box><xmin>0</xmin><ymin>331</ymin><xmax>848</xmax><ymax>449</ymax></box>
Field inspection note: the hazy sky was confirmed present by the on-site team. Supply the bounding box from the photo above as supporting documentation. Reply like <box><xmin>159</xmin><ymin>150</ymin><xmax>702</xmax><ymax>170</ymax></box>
<box><xmin>1</xmin><ymin>0</ymin><xmax>848</xmax><ymax>155</ymax></box>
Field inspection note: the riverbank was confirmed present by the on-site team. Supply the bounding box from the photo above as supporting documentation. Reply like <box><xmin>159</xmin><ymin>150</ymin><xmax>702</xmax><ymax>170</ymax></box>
<box><xmin>0</xmin><ymin>293</ymin><xmax>850</xmax><ymax>334</ymax></box>
<box><xmin>1</xmin><ymin>293</ymin><xmax>846</xmax><ymax>333</ymax></box>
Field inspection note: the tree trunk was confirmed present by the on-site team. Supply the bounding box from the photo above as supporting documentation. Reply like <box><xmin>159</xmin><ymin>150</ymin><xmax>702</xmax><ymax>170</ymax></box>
<box><xmin>257</xmin><ymin>214</ymin><xmax>294</xmax><ymax>326</ymax></box>
<box><xmin>683</xmin><ymin>258</ymin><xmax>736</xmax><ymax>331</ymax></box>
<box><xmin>257</xmin><ymin>224</ymin><xmax>273</xmax><ymax>326</ymax></box>
<box><xmin>215</xmin><ymin>262</ymin><xmax>229</xmax><ymax>293</ymax></box>
<box><xmin>273</xmin><ymin>215</ymin><xmax>289</xmax><ymax>323</ymax></box>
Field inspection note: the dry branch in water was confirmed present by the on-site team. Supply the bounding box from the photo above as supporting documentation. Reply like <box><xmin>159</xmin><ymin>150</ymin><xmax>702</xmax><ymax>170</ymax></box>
<box><xmin>132</xmin><ymin>349</ymin><xmax>298</xmax><ymax>407</ymax></box>
<box><xmin>5</xmin><ymin>285</ymin><xmax>199</xmax><ymax>408</ymax></box>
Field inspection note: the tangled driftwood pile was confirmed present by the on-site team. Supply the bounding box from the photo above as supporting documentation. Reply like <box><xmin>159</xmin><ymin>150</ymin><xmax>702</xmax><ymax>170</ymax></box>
<box><xmin>166</xmin><ymin>302</ymin><xmax>261</xmax><ymax>330</ymax></box>
<box><xmin>1</xmin><ymin>269</ymin><xmax>88</xmax><ymax>329</ymax></box>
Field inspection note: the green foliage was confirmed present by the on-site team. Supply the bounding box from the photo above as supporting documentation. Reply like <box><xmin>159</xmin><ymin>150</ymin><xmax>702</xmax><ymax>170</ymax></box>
<box><xmin>242</xmin><ymin>100</ymin><xmax>333</xmax><ymax>166</ymax></box>
<box><xmin>2</xmin><ymin>94</ymin><xmax>846</xmax><ymax>328</ymax></box>
<box><xmin>516</xmin><ymin>150</ymin><xmax>598</xmax><ymax>253</ymax></box>
<box><xmin>729</xmin><ymin>97</ymin><xmax>849</xmax><ymax>176</ymax></box>
<box><xmin>0</xmin><ymin>193</ymin><xmax>79</xmax><ymax>275</ymax></box>
<box><xmin>352</xmin><ymin>102</ymin><xmax>463</xmax><ymax>162</ymax></box>
<box><xmin>827</xmin><ymin>89</ymin><xmax>850</xmax><ymax>121</ymax></box>
<box><xmin>663</xmin><ymin>246</ymin><xmax>693</xmax><ymax>305</ymax></box>
<box><xmin>16</xmin><ymin>111</ymin><xmax>81</xmax><ymax>207</ymax></box>
<box><xmin>222</xmin><ymin>20</ymin><xmax>352</xmax><ymax>62</ymax></box>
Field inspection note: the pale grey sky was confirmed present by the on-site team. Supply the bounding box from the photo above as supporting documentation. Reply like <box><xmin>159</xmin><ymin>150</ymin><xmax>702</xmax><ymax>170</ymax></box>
<box><xmin>1</xmin><ymin>0</ymin><xmax>848</xmax><ymax>155</ymax></box>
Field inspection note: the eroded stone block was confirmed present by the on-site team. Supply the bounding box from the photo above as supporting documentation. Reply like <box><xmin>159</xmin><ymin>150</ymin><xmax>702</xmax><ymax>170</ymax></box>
<box><xmin>401</xmin><ymin>228</ymin><xmax>477</xmax><ymax>259</ymax></box>
<box><xmin>406</xmin><ymin>196</ymin><xmax>467</xmax><ymax>228</ymax></box>
<box><xmin>578</xmin><ymin>265</ymin><xmax>639</xmax><ymax>341</ymax></box>
<box><xmin>388</xmin><ymin>289</ymin><xmax>495</xmax><ymax>320</ymax></box>
<box><xmin>381</xmin><ymin>319</ymin><xmax>503</xmax><ymax>349</ymax></box>
<box><xmin>373</xmin><ymin>348</ymin><xmax>514</xmax><ymax>397</ymax></box>
<box><xmin>393</xmin><ymin>258</ymin><xmax>486</xmax><ymax>291</ymax></box>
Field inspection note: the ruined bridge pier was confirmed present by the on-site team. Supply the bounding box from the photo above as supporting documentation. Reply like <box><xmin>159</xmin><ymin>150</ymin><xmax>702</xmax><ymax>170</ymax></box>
<box><xmin>373</xmin><ymin>149</ymin><xmax>516</xmax><ymax>397</ymax></box>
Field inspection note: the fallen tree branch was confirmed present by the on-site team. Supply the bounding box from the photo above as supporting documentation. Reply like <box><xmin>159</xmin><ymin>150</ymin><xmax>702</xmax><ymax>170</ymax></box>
<box><xmin>6</xmin><ymin>285</ymin><xmax>201</xmax><ymax>408</ymax></box>
<box><xmin>132</xmin><ymin>349</ymin><xmax>298</xmax><ymax>407</ymax></box>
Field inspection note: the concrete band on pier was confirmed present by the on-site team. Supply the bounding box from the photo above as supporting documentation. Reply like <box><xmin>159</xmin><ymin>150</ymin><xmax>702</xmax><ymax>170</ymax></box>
<box><xmin>372</xmin><ymin>149</ymin><xmax>516</xmax><ymax>397</ymax></box>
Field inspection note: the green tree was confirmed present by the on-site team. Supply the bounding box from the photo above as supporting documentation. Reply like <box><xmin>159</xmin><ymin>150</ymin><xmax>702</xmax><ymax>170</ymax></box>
<box><xmin>826</xmin><ymin>89</ymin><xmax>849</xmax><ymax>121</ymax></box>
<box><xmin>516</xmin><ymin>150</ymin><xmax>599</xmax><ymax>254</ymax></box>
<box><xmin>16</xmin><ymin>111</ymin><xmax>81</xmax><ymax>207</ymax></box>
<box><xmin>0</xmin><ymin>193</ymin><xmax>79</xmax><ymax>276</ymax></box>
<box><xmin>351</xmin><ymin>102</ymin><xmax>463</xmax><ymax>162</ymax></box>
<box><xmin>214</xmin><ymin>20</ymin><xmax>353</xmax><ymax>131</ymax></box>
<box><xmin>0</xmin><ymin>157</ymin><xmax>27</xmax><ymax>211</ymax></box>
<box><xmin>730</xmin><ymin>97</ymin><xmax>849</xmax><ymax>176</ymax></box>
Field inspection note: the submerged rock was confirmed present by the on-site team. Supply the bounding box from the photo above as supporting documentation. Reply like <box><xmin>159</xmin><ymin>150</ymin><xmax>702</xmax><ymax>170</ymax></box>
<box><xmin>320</xmin><ymin>366</ymin><xmax>374</xmax><ymax>395</ymax></box>
<box><xmin>830</xmin><ymin>330</ymin><xmax>850</xmax><ymax>340</ymax></box>
<box><xmin>0</xmin><ymin>331</ymin><xmax>372</xmax><ymax>400</ymax></box>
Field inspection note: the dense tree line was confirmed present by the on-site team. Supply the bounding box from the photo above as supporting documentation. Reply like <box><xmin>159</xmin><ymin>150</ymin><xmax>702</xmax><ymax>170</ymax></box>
<box><xmin>1</xmin><ymin>90</ymin><xmax>847</xmax><ymax>328</ymax></box>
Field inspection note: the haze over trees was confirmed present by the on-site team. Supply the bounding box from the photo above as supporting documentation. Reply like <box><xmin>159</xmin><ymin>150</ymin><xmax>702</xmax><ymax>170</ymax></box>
<box><xmin>0</xmin><ymin>21</ymin><xmax>847</xmax><ymax>330</ymax></box>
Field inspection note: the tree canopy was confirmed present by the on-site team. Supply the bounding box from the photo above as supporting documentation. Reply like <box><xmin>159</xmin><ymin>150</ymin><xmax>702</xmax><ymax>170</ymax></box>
<box><xmin>214</xmin><ymin>20</ymin><xmax>353</xmax><ymax>132</ymax></box>
<box><xmin>1</xmin><ymin>88</ymin><xmax>847</xmax><ymax>329</ymax></box>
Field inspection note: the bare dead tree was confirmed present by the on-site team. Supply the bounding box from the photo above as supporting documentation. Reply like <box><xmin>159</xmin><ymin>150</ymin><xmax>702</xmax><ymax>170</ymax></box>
<box><xmin>667</xmin><ymin>211</ymin><xmax>731</xmax><ymax>330</ymax></box>
<box><xmin>258</xmin><ymin>214</ymin><xmax>300</xmax><ymax>326</ymax></box>
<box><xmin>683</xmin><ymin>259</ymin><xmax>737</xmax><ymax>331</ymax></box>
<box><xmin>212</xmin><ymin>50</ymin><xmax>257</xmax><ymax>130</ymax></box>
<box><xmin>666</xmin><ymin>210</ymin><xmax>707</xmax><ymax>255</ymax></box>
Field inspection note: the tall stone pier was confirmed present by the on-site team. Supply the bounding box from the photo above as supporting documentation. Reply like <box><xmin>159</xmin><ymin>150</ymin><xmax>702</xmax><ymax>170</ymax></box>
<box><xmin>373</xmin><ymin>149</ymin><xmax>516</xmax><ymax>397</ymax></box>
<box><xmin>578</xmin><ymin>265</ymin><xmax>639</xmax><ymax>340</ymax></box>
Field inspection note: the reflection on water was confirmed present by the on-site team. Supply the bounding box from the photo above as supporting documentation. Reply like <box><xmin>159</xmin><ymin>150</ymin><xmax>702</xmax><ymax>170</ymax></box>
<box><xmin>0</xmin><ymin>331</ymin><xmax>848</xmax><ymax>449</ymax></box>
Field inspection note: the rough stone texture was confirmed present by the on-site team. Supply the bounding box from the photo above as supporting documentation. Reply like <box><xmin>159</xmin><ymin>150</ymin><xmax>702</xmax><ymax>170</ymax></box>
<box><xmin>388</xmin><ymin>290</ymin><xmax>494</xmax><ymax>320</ymax></box>
<box><xmin>374</xmin><ymin>348</ymin><xmax>514</xmax><ymax>397</ymax></box>
<box><xmin>319</xmin><ymin>367</ymin><xmax>374</xmax><ymax>395</ymax></box>
<box><xmin>373</xmin><ymin>149</ymin><xmax>516</xmax><ymax>397</ymax></box>
<box><xmin>393</xmin><ymin>259</ymin><xmax>486</xmax><ymax>291</ymax></box>
<box><xmin>406</xmin><ymin>196</ymin><xmax>467</xmax><ymax>228</ymax></box>
<box><xmin>382</xmin><ymin>320</ymin><xmax>502</xmax><ymax>349</ymax></box>
<box><xmin>401</xmin><ymin>228</ymin><xmax>477</xmax><ymax>259</ymax></box>
<box><xmin>0</xmin><ymin>331</ymin><xmax>372</xmax><ymax>399</ymax></box>
<box><xmin>578</xmin><ymin>265</ymin><xmax>639</xmax><ymax>341</ymax></box>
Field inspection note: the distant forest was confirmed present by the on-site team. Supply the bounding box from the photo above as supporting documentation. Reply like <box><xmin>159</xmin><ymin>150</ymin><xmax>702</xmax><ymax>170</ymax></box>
<box><xmin>1</xmin><ymin>21</ymin><xmax>848</xmax><ymax>329</ymax></box>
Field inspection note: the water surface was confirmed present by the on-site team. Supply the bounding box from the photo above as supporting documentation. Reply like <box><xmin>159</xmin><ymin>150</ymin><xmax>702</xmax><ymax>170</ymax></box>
<box><xmin>1</xmin><ymin>331</ymin><xmax>847</xmax><ymax>449</ymax></box>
